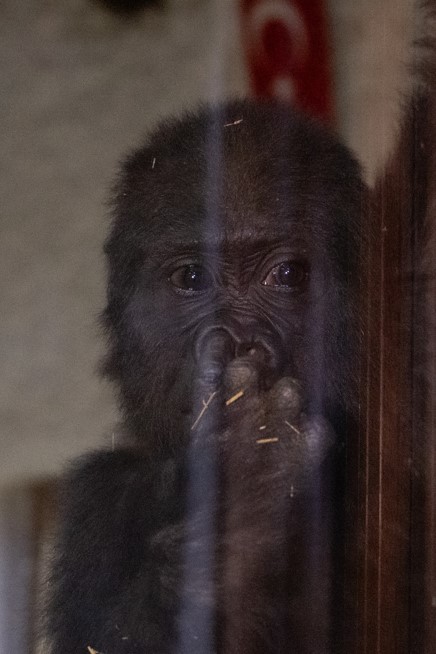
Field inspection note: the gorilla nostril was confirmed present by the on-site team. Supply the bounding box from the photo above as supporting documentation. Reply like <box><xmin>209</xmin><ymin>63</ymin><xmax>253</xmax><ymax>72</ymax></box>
<box><xmin>195</xmin><ymin>328</ymin><xmax>235</xmax><ymax>361</ymax></box>
<box><xmin>237</xmin><ymin>342</ymin><xmax>256</xmax><ymax>357</ymax></box>
<box><xmin>236</xmin><ymin>340</ymin><xmax>268</xmax><ymax>362</ymax></box>
<box><xmin>237</xmin><ymin>337</ymin><xmax>285</xmax><ymax>386</ymax></box>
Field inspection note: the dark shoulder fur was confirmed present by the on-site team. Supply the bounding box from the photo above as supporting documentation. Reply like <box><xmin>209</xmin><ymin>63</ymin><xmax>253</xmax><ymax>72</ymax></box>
<box><xmin>46</xmin><ymin>449</ymin><xmax>185</xmax><ymax>653</ymax></box>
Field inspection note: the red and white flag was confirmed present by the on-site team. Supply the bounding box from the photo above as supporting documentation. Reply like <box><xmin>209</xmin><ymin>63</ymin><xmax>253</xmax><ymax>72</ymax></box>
<box><xmin>240</xmin><ymin>0</ymin><xmax>334</xmax><ymax>123</ymax></box>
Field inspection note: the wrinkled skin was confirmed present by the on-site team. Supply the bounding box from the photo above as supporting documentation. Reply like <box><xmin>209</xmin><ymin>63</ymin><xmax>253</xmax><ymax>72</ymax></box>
<box><xmin>47</xmin><ymin>100</ymin><xmax>365</xmax><ymax>654</ymax></box>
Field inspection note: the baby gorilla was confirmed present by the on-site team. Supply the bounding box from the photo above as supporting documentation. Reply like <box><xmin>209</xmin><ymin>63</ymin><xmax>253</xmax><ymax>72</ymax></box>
<box><xmin>47</xmin><ymin>100</ymin><xmax>365</xmax><ymax>654</ymax></box>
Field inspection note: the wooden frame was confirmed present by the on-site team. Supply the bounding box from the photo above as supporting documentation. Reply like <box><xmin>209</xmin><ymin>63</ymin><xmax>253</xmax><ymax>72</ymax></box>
<box><xmin>344</xmin><ymin>95</ymin><xmax>435</xmax><ymax>653</ymax></box>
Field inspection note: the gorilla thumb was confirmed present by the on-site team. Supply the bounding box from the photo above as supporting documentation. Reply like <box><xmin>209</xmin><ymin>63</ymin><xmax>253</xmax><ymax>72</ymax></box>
<box><xmin>194</xmin><ymin>327</ymin><xmax>236</xmax><ymax>385</ymax></box>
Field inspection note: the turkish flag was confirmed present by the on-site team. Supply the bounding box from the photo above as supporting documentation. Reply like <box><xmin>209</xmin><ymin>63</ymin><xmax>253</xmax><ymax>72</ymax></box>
<box><xmin>240</xmin><ymin>0</ymin><xmax>334</xmax><ymax>124</ymax></box>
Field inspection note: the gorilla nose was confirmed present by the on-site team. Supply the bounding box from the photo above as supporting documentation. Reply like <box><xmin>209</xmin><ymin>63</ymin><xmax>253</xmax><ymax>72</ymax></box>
<box><xmin>236</xmin><ymin>341</ymin><xmax>266</xmax><ymax>359</ymax></box>
<box><xmin>195</xmin><ymin>325</ymin><xmax>283</xmax><ymax>385</ymax></box>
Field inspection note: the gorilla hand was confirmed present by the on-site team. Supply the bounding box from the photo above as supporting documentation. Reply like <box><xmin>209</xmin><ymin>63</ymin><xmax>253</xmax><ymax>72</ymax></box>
<box><xmin>184</xmin><ymin>330</ymin><xmax>336</xmax><ymax>652</ymax></box>
<box><xmin>190</xmin><ymin>328</ymin><xmax>335</xmax><ymax>494</ymax></box>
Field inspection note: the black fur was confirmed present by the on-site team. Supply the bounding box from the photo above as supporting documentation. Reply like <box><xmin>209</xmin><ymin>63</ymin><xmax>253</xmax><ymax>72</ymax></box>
<box><xmin>46</xmin><ymin>100</ymin><xmax>367</xmax><ymax>653</ymax></box>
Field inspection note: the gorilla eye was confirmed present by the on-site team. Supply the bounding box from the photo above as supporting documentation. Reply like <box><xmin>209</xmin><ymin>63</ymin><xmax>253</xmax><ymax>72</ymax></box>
<box><xmin>262</xmin><ymin>261</ymin><xmax>309</xmax><ymax>289</ymax></box>
<box><xmin>170</xmin><ymin>264</ymin><xmax>212</xmax><ymax>292</ymax></box>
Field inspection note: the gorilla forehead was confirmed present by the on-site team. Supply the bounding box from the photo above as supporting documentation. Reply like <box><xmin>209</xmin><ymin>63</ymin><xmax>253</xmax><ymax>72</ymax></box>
<box><xmin>114</xmin><ymin>100</ymin><xmax>363</xmax><ymax>253</ymax></box>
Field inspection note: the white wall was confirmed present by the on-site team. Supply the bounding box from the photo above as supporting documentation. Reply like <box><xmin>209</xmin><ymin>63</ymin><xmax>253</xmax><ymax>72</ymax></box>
<box><xmin>0</xmin><ymin>0</ymin><xmax>247</xmax><ymax>485</ymax></box>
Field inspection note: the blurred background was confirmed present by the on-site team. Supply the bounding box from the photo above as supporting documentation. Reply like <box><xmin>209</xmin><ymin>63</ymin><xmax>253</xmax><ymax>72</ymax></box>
<box><xmin>0</xmin><ymin>0</ymin><xmax>415</xmax><ymax>651</ymax></box>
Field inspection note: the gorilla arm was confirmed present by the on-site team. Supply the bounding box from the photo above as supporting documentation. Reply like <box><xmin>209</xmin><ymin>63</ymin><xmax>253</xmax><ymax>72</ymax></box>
<box><xmin>47</xmin><ymin>349</ymin><xmax>336</xmax><ymax>654</ymax></box>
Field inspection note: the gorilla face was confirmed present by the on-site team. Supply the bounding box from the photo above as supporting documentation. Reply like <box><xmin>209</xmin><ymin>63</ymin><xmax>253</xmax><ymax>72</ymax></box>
<box><xmin>103</xmin><ymin>100</ymin><xmax>365</xmax><ymax>453</ymax></box>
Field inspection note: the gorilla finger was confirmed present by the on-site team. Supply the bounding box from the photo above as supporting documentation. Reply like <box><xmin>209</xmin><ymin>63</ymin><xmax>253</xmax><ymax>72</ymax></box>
<box><xmin>195</xmin><ymin>328</ymin><xmax>235</xmax><ymax>386</ymax></box>
<box><xmin>289</xmin><ymin>415</ymin><xmax>336</xmax><ymax>469</ymax></box>
<box><xmin>223</xmin><ymin>356</ymin><xmax>260</xmax><ymax>398</ymax></box>
<box><xmin>189</xmin><ymin>384</ymin><xmax>221</xmax><ymax>434</ymax></box>
<box><xmin>265</xmin><ymin>377</ymin><xmax>303</xmax><ymax>421</ymax></box>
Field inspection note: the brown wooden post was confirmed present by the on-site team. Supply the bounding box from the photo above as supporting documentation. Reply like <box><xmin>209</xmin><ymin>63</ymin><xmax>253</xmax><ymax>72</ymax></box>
<box><xmin>344</xmin><ymin>95</ymin><xmax>435</xmax><ymax>653</ymax></box>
